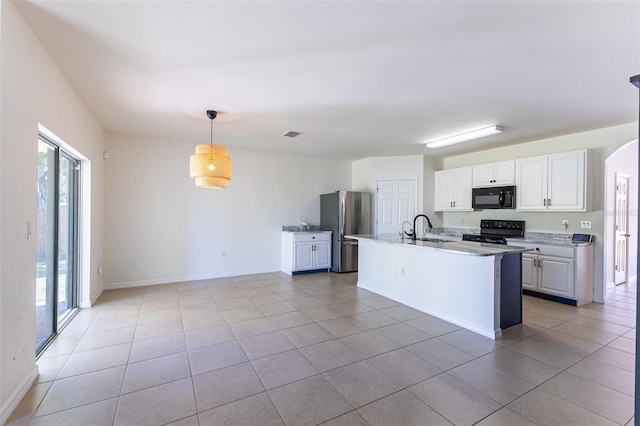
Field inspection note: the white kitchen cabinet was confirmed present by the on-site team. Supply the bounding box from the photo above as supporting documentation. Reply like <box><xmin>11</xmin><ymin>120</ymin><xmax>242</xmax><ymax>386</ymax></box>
<box><xmin>518</xmin><ymin>241</ymin><xmax>593</xmax><ymax>306</ymax></box>
<box><xmin>516</xmin><ymin>150</ymin><xmax>589</xmax><ymax>211</ymax></box>
<box><xmin>472</xmin><ymin>161</ymin><xmax>515</xmax><ymax>187</ymax></box>
<box><xmin>434</xmin><ymin>167</ymin><xmax>473</xmax><ymax>211</ymax></box>
<box><xmin>281</xmin><ymin>231</ymin><xmax>332</xmax><ymax>275</ymax></box>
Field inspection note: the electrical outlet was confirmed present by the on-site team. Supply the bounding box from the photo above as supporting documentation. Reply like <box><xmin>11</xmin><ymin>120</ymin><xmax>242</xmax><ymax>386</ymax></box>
<box><xmin>562</xmin><ymin>220</ymin><xmax>568</xmax><ymax>229</ymax></box>
<box><xmin>221</xmin><ymin>251</ymin><xmax>227</xmax><ymax>259</ymax></box>
<box><xmin>400</xmin><ymin>267</ymin><xmax>406</xmax><ymax>277</ymax></box>
<box><xmin>580</xmin><ymin>221</ymin><xmax>592</xmax><ymax>229</ymax></box>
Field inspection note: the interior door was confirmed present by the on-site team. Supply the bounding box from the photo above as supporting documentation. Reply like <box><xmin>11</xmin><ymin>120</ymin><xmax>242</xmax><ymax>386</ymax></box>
<box><xmin>375</xmin><ymin>179</ymin><xmax>417</xmax><ymax>235</ymax></box>
<box><xmin>614</xmin><ymin>173</ymin><xmax>630</xmax><ymax>285</ymax></box>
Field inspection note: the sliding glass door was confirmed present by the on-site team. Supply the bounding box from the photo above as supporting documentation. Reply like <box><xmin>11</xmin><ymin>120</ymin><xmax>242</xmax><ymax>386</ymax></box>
<box><xmin>36</xmin><ymin>137</ymin><xmax>80</xmax><ymax>355</ymax></box>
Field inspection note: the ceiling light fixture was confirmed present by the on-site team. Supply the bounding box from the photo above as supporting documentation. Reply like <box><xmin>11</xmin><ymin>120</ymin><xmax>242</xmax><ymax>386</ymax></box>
<box><xmin>425</xmin><ymin>125</ymin><xmax>504</xmax><ymax>149</ymax></box>
<box><xmin>189</xmin><ymin>110</ymin><xmax>232</xmax><ymax>189</ymax></box>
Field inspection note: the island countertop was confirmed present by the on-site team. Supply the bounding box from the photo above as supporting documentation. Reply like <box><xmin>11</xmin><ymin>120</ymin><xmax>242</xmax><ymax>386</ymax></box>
<box><xmin>347</xmin><ymin>234</ymin><xmax>531</xmax><ymax>256</ymax></box>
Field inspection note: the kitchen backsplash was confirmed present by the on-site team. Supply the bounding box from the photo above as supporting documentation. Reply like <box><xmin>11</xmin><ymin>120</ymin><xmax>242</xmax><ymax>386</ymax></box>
<box><xmin>436</xmin><ymin>227</ymin><xmax>577</xmax><ymax>244</ymax></box>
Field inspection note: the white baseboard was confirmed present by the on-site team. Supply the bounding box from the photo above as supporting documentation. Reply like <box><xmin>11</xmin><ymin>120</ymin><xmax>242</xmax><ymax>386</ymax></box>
<box><xmin>104</xmin><ymin>267</ymin><xmax>281</xmax><ymax>290</ymax></box>
<box><xmin>79</xmin><ymin>283</ymin><xmax>104</xmax><ymax>308</ymax></box>
<box><xmin>0</xmin><ymin>365</ymin><xmax>39</xmax><ymax>425</ymax></box>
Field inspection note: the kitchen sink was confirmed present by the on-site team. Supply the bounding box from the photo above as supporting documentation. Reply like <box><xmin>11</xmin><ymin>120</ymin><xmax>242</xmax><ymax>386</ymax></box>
<box><xmin>416</xmin><ymin>237</ymin><xmax>445</xmax><ymax>242</ymax></box>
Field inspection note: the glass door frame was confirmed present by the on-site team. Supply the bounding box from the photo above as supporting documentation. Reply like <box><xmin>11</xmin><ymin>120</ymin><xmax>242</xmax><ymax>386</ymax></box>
<box><xmin>36</xmin><ymin>135</ymin><xmax>80</xmax><ymax>356</ymax></box>
<box><xmin>57</xmin><ymin>149</ymin><xmax>80</xmax><ymax>328</ymax></box>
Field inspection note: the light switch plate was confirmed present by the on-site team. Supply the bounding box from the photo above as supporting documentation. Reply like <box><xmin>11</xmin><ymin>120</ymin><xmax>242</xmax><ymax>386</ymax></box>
<box><xmin>580</xmin><ymin>220</ymin><xmax>592</xmax><ymax>229</ymax></box>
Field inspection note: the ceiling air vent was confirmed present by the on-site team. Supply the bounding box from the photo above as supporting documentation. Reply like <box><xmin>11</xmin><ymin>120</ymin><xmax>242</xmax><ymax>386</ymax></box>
<box><xmin>282</xmin><ymin>130</ymin><xmax>302</xmax><ymax>138</ymax></box>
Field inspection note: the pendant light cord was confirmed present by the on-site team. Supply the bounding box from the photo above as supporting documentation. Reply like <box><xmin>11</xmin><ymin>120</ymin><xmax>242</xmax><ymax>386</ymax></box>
<box><xmin>209</xmin><ymin>118</ymin><xmax>213</xmax><ymax>160</ymax></box>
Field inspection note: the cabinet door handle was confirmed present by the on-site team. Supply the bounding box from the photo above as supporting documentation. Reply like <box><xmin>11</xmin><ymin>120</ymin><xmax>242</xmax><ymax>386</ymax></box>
<box><xmin>543</xmin><ymin>199</ymin><xmax>546</xmax><ymax>206</ymax></box>
<box><xmin>547</xmin><ymin>198</ymin><xmax>551</xmax><ymax>206</ymax></box>
<box><xmin>533</xmin><ymin>259</ymin><xmax>537</xmax><ymax>267</ymax></box>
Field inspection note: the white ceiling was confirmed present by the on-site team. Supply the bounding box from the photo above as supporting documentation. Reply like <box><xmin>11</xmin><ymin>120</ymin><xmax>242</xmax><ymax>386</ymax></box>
<box><xmin>15</xmin><ymin>1</ymin><xmax>640</xmax><ymax>160</ymax></box>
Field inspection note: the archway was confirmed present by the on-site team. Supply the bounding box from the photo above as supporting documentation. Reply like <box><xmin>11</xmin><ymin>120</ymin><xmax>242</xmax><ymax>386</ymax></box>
<box><xmin>604</xmin><ymin>139</ymin><xmax>639</xmax><ymax>301</ymax></box>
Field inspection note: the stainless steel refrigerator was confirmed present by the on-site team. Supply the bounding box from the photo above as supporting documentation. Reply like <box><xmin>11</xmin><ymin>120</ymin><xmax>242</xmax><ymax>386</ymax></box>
<box><xmin>320</xmin><ymin>191</ymin><xmax>372</xmax><ymax>272</ymax></box>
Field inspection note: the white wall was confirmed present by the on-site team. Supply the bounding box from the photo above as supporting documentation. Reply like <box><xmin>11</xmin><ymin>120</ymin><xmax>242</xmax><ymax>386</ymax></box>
<box><xmin>439</xmin><ymin>123</ymin><xmax>638</xmax><ymax>303</ymax></box>
<box><xmin>103</xmin><ymin>133</ymin><xmax>351</xmax><ymax>288</ymax></box>
<box><xmin>423</xmin><ymin>156</ymin><xmax>442</xmax><ymax>227</ymax></box>
<box><xmin>604</xmin><ymin>140</ymin><xmax>638</xmax><ymax>287</ymax></box>
<box><xmin>0</xmin><ymin>2</ymin><xmax>105</xmax><ymax>421</ymax></box>
<box><xmin>352</xmin><ymin>155</ymin><xmax>426</xmax><ymax>232</ymax></box>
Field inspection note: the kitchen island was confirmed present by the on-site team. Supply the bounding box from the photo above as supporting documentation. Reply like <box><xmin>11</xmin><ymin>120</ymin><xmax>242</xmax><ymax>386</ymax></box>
<box><xmin>348</xmin><ymin>234</ymin><xmax>530</xmax><ymax>339</ymax></box>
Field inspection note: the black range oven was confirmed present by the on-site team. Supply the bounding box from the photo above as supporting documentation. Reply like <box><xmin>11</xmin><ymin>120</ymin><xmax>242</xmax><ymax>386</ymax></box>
<box><xmin>462</xmin><ymin>220</ymin><xmax>525</xmax><ymax>245</ymax></box>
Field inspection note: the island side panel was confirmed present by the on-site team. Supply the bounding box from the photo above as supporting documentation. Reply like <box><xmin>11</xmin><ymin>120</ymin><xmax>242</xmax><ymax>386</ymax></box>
<box><xmin>356</xmin><ymin>239</ymin><xmax>501</xmax><ymax>339</ymax></box>
<box><xmin>499</xmin><ymin>252</ymin><xmax>523</xmax><ymax>329</ymax></box>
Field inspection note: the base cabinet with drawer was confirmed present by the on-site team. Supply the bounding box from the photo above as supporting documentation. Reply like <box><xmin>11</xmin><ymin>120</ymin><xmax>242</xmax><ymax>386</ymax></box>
<box><xmin>518</xmin><ymin>241</ymin><xmax>593</xmax><ymax>306</ymax></box>
<box><xmin>281</xmin><ymin>231</ymin><xmax>332</xmax><ymax>275</ymax></box>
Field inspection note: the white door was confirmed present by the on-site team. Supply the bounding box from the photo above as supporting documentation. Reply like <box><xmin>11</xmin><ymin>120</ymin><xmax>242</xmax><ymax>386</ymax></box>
<box><xmin>539</xmin><ymin>257</ymin><xmax>575</xmax><ymax>298</ymax></box>
<box><xmin>521</xmin><ymin>255</ymin><xmax>538</xmax><ymax>291</ymax></box>
<box><xmin>548</xmin><ymin>151</ymin><xmax>585</xmax><ymax>210</ymax></box>
<box><xmin>451</xmin><ymin>167</ymin><xmax>473</xmax><ymax>210</ymax></box>
<box><xmin>614</xmin><ymin>173</ymin><xmax>630</xmax><ymax>285</ymax></box>
<box><xmin>434</xmin><ymin>170</ymin><xmax>454</xmax><ymax>211</ymax></box>
<box><xmin>313</xmin><ymin>242</ymin><xmax>331</xmax><ymax>269</ymax></box>
<box><xmin>376</xmin><ymin>179</ymin><xmax>417</xmax><ymax>235</ymax></box>
<box><xmin>294</xmin><ymin>243</ymin><xmax>313</xmax><ymax>270</ymax></box>
<box><xmin>516</xmin><ymin>156</ymin><xmax>548</xmax><ymax>210</ymax></box>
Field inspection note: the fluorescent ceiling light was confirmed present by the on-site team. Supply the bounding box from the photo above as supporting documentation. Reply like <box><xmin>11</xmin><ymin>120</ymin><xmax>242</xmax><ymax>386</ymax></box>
<box><xmin>425</xmin><ymin>125</ymin><xmax>504</xmax><ymax>148</ymax></box>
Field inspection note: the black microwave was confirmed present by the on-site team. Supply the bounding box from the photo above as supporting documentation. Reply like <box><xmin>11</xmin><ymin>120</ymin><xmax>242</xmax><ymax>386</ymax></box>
<box><xmin>472</xmin><ymin>186</ymin><xmax>516</xmax><ymax>209</ymax></box>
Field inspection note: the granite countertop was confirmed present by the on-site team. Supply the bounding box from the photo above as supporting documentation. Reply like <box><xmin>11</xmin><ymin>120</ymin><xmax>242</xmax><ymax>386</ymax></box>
<box><xmin>348</xmin><ymin>234</ymin><xmax>532</xmax><ymax>257</ymax></box>
<box><xmin>282</xmin><ymin>225</ymin><xmax>330</xmax><ymax>233</ymax></box>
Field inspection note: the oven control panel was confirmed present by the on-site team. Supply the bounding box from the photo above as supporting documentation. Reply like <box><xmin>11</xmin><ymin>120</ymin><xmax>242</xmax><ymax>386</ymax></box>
<box><xmin>480</xmin><ymin>220</ymin><xmax>525</xmax><ymax>238</ymax></box>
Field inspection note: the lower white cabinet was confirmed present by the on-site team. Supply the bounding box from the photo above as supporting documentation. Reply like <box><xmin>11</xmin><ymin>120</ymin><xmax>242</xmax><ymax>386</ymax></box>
<box><xmin>519</xmin><ymin>242</ymin><xmax>593</xmax><ymax>306</ymax></box>
<box><xmin>281</xmin><ymin>231</ymin><xmax>332</xmax><ymax>275</ymax></box>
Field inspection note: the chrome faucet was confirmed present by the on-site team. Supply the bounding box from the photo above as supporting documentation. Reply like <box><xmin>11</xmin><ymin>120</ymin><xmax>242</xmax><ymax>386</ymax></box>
<box><xmin>412</xmin><ymin>214</ymin><xmax>433</xmax><ymax>240</ymax></box>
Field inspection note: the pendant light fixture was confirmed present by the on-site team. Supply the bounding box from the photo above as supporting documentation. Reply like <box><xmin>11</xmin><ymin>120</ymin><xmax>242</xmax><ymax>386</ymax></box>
<box><xmin>189</xmin><ymin>110</ymin><xmax>232</xmax><ymax>188</ymax></box>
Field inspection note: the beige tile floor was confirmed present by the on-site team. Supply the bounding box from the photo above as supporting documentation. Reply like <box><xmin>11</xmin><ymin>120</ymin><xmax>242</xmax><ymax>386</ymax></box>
<box><xmin>8</xmin><ymin>272</ymin><xmax>637</xmax><ymax>425</ymax></box>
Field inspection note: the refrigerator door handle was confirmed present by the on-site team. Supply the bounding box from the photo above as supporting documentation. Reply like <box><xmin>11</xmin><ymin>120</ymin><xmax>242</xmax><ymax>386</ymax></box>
<box><xmin>340</xmin><ymin>197</ymin><xmax>346</xmax><ymax>239</ymax></box>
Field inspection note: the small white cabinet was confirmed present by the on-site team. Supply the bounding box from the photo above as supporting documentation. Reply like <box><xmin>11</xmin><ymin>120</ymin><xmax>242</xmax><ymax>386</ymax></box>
<box><xmin>281</xmin><ymin>231</ymin><xmax>332</xmax><ymax>275</ymax></box>
<box><xmin>472</xmin><ymin>161</ymin><xmax>515</xmax><ymax>187</ymax></box>
<box><xmin>516</xmin><ymin>150</ymin><xmax>590</xmax><ymax>211</ymax></box>
<box><xmin>519</xmin><ymin>241</ymin><xmax>593</xmax><ymax>306</ymax></box>
<box><xmin>434</xmin><ymin>167</ymin><xmax>473</xmax><ymax>211</ymax></box>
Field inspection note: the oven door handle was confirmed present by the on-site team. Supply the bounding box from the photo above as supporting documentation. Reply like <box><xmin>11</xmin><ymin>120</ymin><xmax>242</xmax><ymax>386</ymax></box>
<box><xmin>498</xmin><ymin>190</ymin><xmax>505</xmax><ymax>207</ymax></box>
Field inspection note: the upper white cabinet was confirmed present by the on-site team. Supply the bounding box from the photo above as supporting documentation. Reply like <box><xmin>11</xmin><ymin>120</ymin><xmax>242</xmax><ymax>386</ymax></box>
<box><xmin>516</xmin><ymin>150</ymin><xmax>590</xmax><ymax>211</ymax></box>
<box><xmin>434</xmin><ymin>167</ymin><xmax>473</xmax><ymax>211</ymax></box>
<box><xmin>472</xmin><ymin>161</ymin><xmax>515</xmax><ymax>187</ymax></box>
